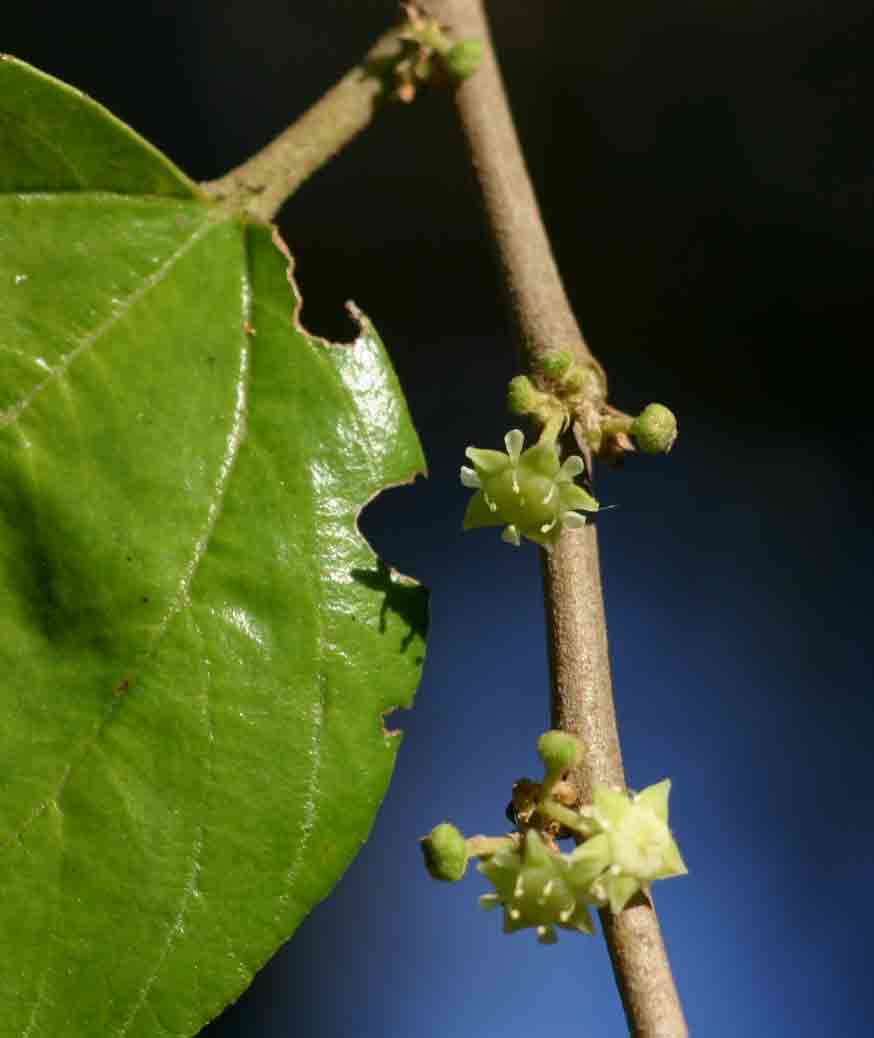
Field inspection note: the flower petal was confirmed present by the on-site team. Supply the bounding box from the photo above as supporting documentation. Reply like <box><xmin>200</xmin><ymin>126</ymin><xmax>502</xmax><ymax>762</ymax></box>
<box><xmin>519</xmin><ymin>441</ymin><xmax>561</xmax><ymax>478</ymax></box>
<box><xmin>566</xmin><ymin>903</ymin><xmax>596</xmax><ymax>935</ymax></box>
<box><xmin>561</xmin><ymin>511</ymin><xmax>587</xmax><ymax>530</ymax></box>
<box><xmin>567</xmin><ymin>833</ymin><xmax>610</xmax><ymax>888</ymax></box>
<box><xmin>522</xmin><ymin>830</ymin><xmax>553</xmax><ymax>868</ymax></box>
<box><xmin>605</xmin><ymin>874</ymin><xmax>641</xmax><ymax>914</ymax></box>
<box><xmin>592</xmin><ymin>785</ymin><xmax>630</xmax><ymax>830</ymax></box>
<box><xmin>655</xmin><ymin>837</ymin><xmax>688</xmax><ymax>879</ymax></box>
<box><xmin>463</xmin><ymin>492</ymin><xmax>505</xmax><ymax>531</ymax></box>
<box><xmin>634</xmin><ymin>779</ymin><xmax>671</xmax><ymax>824</ymax></box>
<box><xmin>504</xmin><ymin>428</ymin><xmax>525</xmax><ymax>461</ymax></box>
<box><xmin>465</xmin><ymin>446</ymin><xmax>511</xmax><ymax>475</ymax></box>
<box><xmin>556</xmin><ymin>455</ymin><xmax>585</xmax><ymax>482</ymax></box>
<box><xmin>559</xmin><ymin>483</ymin><xmax>599</xmax><ymax>513</ymax></box>
<box><xmin>460</xmin><ymin>465</ymin><xmax>481</xmax><ymax>488</ymax></box>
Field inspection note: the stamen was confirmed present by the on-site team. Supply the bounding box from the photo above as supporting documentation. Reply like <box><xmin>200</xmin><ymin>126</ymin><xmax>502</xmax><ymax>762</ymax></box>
<box><xmin>501</xmin><ymin>525</ymin><xmax>521</xmax><ymax>547</ymax></box>
<box><xmin>542</xmin><ymin>484</ymin><xmax>556</xmax><ymax>504</ymax></box>
<box><xmin>540</xmin><ymin>519</ymin><xmax>557</xmax><ymax>534</ymax></box>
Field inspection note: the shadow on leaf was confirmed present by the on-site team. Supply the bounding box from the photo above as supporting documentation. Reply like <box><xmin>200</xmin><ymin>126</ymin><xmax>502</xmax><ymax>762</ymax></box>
<box><xmin>351</xmin><ymin>559</ymin><xmax>428</xmax><ymax>662</ymax></box>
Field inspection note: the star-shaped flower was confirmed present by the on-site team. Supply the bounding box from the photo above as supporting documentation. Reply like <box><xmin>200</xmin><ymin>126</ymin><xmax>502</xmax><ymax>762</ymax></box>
<box><xmin>460</xmin><ymin>430</ymin><xmax>598</xmax><ymax>548</ymax></box>
<box><xmin>575</xmin><ymin>780</ymin><xmax>687</xmax><ymax>914</ymax></box>
<box><xmin>478</xmin><ymin>830</ymin><xmax>595</xmax><ymax>944</ymax></box>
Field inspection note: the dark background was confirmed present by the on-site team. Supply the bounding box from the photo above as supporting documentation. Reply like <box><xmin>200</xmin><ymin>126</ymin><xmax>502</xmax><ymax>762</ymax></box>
<box><xmin>7</xmin><ymin>2</ymin><xmax>873</xmax><ymax>1034</ymax></box>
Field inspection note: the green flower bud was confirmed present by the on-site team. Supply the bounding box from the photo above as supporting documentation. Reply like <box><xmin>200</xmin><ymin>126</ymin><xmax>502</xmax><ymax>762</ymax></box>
<box><xmin>461</xmin><ymin>429</ymin><xmax>598</xmax><ymax>549</ymax></box>
<box><xmin>444</xmin><ymin>39</ymin><xmax>483</xmax><ymax>80</ymax></box>
<box><xmin>506</xmin><ymin>375</ymin><xmax>539</xmax><ymax>416</ymax></box>
<box><xmin>631</xmin><ymin>403</ymin><xmax>678</xmax><ymax>454</ymax></box>
<box><xmin>536</xmin><ymin>351</ymin><xmax>573</xmax><ymax>379</ymax></box>
<box><xmin>421</xmin><ymin>822</ymin><xmax>468</xmax><ymax>882</ymax></box>
<box><xmin>537</xmin><ymin>730</ymin><xmax>584</xmax><ymax>775</ymax></box>
<box><xmin>478</xmin><ymin>830</ymin><xmax>595</xmax><ymax>943</ymax></box>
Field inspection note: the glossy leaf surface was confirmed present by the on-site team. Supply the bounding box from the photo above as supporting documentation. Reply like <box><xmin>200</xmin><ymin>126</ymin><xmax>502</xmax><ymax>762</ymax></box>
<box><xmin>0</xmin><ymin>57</ymin><xmax>427</xmax><ymax>1036</ymax></box>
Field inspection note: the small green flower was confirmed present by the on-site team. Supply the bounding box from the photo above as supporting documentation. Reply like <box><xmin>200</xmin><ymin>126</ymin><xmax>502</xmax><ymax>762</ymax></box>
<box><xmin>461</xmin><ymin>430</ymin><xmax>598</xmax><ymax>548</ymax></box>
<box><xmin>478</xmin><ymin>831</ymin><xmax>595</xmax><ymax>944</ymax></box>
<box><xmin>580</xmin><ymin>780</ymin><xmax>687</xmax><ymax>913</ymax></box>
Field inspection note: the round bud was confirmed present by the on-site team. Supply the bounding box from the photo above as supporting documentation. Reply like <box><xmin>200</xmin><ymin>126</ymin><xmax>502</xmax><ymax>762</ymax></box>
<box><xmin>537</xmin><ymin>730</ymin><xmax>584</xmax><ymax>775</ymax></box>
<box><xmin>444</xmin><ymin>39</ymin><xmax>483</xmax><ymax>80</ymax></box>
<box><xmin>537</xmin><ymin>351</ymin><xmax>573</xmax><ymax>379</ymax></box>
<box><xmin>631</xmin><ymin>403</ymin><xmax>678</xmax><ymax>454</ymax></box>
<box><xmin>507</xmin><ymin>375</ymin><xmax>537</xmax><ymax>416</ymax></box>
<box><xmin>421</xmin><ymin>822</ymin><xmax>468</xmax><ymax>882</ymax></box>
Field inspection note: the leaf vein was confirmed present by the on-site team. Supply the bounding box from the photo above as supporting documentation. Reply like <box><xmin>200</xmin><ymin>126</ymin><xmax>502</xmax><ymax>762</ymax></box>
<box><xmin>116</xmin><ymin>827</ymin><xmax>204</xmax><ymax>1038</ymax></box>
<box><xmin>0</xmin><ymin>215</ymin><xmax>213</xmax><ymax>429</ymax></box>
<box><xmin>1</xmin><ymin>231</ymin><xmax>246</xmax><ymax>859</ymax></box>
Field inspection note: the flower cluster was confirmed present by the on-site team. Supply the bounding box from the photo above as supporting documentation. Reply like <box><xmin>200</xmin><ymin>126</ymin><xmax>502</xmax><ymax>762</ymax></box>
<box><xmin>461</xmin><ymin>430</ymin><xmax>598</xmax><ymax>548</ymax></box>
<box><xmin>392</xmin><ymin>4</ymin><xmax>482</xmax><ymax>102</ymax></box>
<box><xmin>475</xmin><ymin>779</ymin><xmax>686</xmax><ymax>941</ymax></box>
<box><xmin>421</xmin><ymin>732</ymin><xmax>687</xmax><ymax>944</ymax></box>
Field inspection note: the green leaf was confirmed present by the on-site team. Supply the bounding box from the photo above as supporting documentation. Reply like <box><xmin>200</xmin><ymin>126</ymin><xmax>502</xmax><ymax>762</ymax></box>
<box><xmin>0</xmin><ymin>57</ymin><xmax>427</xmax><ymax>1036</ymax></box>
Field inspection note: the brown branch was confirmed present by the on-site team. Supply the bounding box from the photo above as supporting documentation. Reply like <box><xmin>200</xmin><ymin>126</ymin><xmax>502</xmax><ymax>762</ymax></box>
<box><xmin>425</xmin><ymin>1</ymin><xmax>688</xmax><ymax>1034</ymax></box>
<box><xmin>200</xmin><ymin>26</ymin><xmax>408</xmax><ymax>223</ymax></box>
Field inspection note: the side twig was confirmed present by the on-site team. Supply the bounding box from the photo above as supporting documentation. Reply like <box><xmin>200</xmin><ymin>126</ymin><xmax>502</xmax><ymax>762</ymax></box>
<box><xmin>201</xmin><ymin>26</ymin><xmax>407</xmax><ymax>223</ymax></box>
<box><xmin>425</xmin><ymin>1</ymin><xmax>688</xmax><ymax>1034</ymax></box>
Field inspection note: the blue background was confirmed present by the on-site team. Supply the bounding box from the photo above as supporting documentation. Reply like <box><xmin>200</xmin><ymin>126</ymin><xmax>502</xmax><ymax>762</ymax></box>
<box><xmin>8</xmin><ymin>2</ymin><xmax>873</xmax><ymax>1033</ymax></box>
